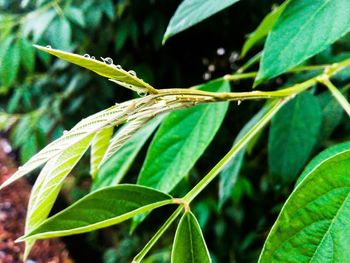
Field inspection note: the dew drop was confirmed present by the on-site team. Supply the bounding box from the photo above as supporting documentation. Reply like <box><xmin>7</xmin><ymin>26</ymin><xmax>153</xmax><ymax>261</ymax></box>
<box><xmin>91</xmin><ymin>56</ymin><xmax>95</xmax><ymax>59</ymax></box>
<box><xmin>18</xmin><ymin>166</ymin><xmax>23</xmax><ymax>171</ymax></box>
<box><xmin>46</xmin><ymin>45</ymin><xmax>52</xmax><ymax>49</ymax></box>
<box><xmin>115</xmin><ymin>64</ymin><xmax>122</xmax><ymax>70</ymax></box>
<box><xmin>237</xmin><ymin>100</ymin><xmax>242</xmax><ymax>106</ymax></box>
<box><xmin>128</xmin><ymin>70</ymin><xmax>137</xmax><ymax>77</ymax></box>
<box><xmin>63</xmin><ymin>130</ymin><xmax>68</xmax><ymax>135</ymax></box>
<box><xmin>101</xmin><ymin>57</ymin><xmax>113</xmax><ymax>65</ymax></box>
<box><xmin>137</xmin><ymin>91</ymin><xmax>148</xmax><ymax>97</ymax></box>
<box><xmin>83</xmin><ymin>54</ymin><xmax>90</xmax><ymax>58</ymax></box>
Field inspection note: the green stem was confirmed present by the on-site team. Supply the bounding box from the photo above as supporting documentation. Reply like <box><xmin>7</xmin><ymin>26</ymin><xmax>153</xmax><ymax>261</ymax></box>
<box><xmin>183</xmin><ymin>98</ymin><xmax>288</xmax><ymax>203</ymax></box>
<box><xmin>132</xmin><ymin>206</ymin><xmax>183</xmax><ymax>263</ymax></box>
<box><xmin>319</xmin><ymin>77</ymin><xmax>350</xmax><ymax>118</ymax></box>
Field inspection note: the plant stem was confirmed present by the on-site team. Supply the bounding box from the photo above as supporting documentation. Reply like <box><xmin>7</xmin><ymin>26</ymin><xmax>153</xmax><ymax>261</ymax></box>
<box><xmin>183</xmin><ymin>98</ymin><xmax>288</xmax><ymax>203</ymax></box>
<box><xmin>132</xmin><ymin>206</ymin><xmax>183</xmax><ymax>263</ymax></box>
<box><xmin>319</xmin><ymin>77</ymin><xmax>350</xmax><ymax>118</ymax></box>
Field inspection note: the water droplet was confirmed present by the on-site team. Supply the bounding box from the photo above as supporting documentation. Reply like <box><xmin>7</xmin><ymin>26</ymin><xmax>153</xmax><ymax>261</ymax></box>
<box><xmin>128</xmin><ymin>70</ymin><xmax>136</xmax><ymax>77</ymax></box>
<box><xmin>63</xmin><ymin>130</ymin><xmax>68</xmax><ymax>135</ymax></box>
<box><xmin>115</xmin><ymin>64</ymin><xmax>122</xmax><ymax>70</ymax></box>
<box><xmin>83</xmin><ymin>54</ymin><xmax>90</xmax><ymax>58</ymax></box>
<box><xmin>91</xmin><ymin>56</ymin><xmax>95</xmax><ymax>59</ymax></box>
<box><xmin>18</xmin><ymin>166</ymin><xmax>23</xmax><ymax>171</ymax></box>
<box><xmin>46</xmin><ymin>45</ymin><xmax>52</xmax><ymax>49</ymax></box>
<box><xmin>137</xmin><ymin>91</ymin><xmax>148</xmax><ymax>97</ymax></box>
<box><xmin>237</xmin><ymin>100</ymin><xmax>242</xmax><ymax>106</ymax></box>
<box><xmin>101</xmin><ymin>57</ymin><xmax>113</xmax><ymax>65</ymax></box>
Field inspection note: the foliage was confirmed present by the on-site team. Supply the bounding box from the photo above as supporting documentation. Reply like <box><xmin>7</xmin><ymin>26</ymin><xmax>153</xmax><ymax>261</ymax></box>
<box><xmin>2</xmin><ymin>1</ymin><xmax>350</xmax><ymax>263</ymax></box>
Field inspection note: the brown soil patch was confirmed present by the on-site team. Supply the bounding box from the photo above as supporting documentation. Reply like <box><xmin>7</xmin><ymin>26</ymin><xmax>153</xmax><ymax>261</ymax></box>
<box><xmin>0</xmin><ymin>140</ymin><xmax>73</xmax><ymax>263</ymax></box>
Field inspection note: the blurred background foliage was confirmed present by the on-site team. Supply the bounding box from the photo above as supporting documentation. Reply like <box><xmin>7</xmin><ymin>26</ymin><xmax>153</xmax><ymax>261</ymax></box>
<box><xmin>2</xmin><ymin>0</ymin><xmax>350</xmax><ymax>262</ymax></box>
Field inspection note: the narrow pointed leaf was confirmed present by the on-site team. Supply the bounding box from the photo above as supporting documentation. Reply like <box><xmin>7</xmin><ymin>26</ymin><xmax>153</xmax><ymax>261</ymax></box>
<box><xmin>268</xmin><ymin>92</ymin><xmax>322</xmax><ymax>183</ymax></box>
<box><xmin>260</xmin><ymin>142</ymin><xmax>350</xmax><ymax>262</ymax></box>
<box><xmin>21</xmin><ymin>185</ymin><xmax>173</xmax><ymax>240</ymax></box>
<box><xmin>172</xmin><ymin>211</ymin><xmax>211</xmax><ymax>263</ymax></box>
<box><xmin>34</xmin><ymin>45</ymin><xmax>156</xmax><ymax>94</ymax></box>
<box><xmin>24</xmin><ymin>134</ymin><xmax>94</xmax><ymax>256</ymax></box>
<box><xmin>1</xmin><ymin>39</ymin><xmax>20</xmax><ymax>87</ymax></box>
<box><xmin>241</xmin><ymin>2</ymin><xmax>287</xmax><ymax>57</ymax></box>
<box><xmin>257</xmin><ymin>0</ymin><xmax>350</xmax><ymax>83</ymax></box>
<box><xmin>138</xmin><ymin>80</ymin><xmax>229</xmax><ymax>193</ymax></box>
<box><xmin>0</xmin><ymin>100</ymin><xmax>135</xmax><ymax>190</ymax></box>
<box><xmin>90</xmin><ymin>127</ymin><xmax>114</xmax><ymax>178</ymax></box>
<box><xmin>92</xmin><ymin>116</ymin><xmax>163</xmax><ymax>190</ymax></box>
<box><xmin>163</xmin><ymin>0</ymin><xmax>239</xmax><ymax>43</ymax></box>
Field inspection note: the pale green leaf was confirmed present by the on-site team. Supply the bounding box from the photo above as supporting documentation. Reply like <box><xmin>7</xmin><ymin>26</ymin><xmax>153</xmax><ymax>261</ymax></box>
<box><xmin>257</xmin><ymin>0</ymin><xmax>350</xmax><ymax>83</ymax></box>
<box><xmin>34</xmin><ymin>45</ymin><xmax>156</xmax><ymax>94</ymax></box>
<box><xmin>163</xmin><ymin>0</ymin><xmax>239</xmax><ymax>43</ymax></box>
<box><xmin>259</xmin><ymin>141</ymin><xmax>350</xmax><ymax>262</ymax></box>
<box><xmin>24</xmin><ymin>134</ymin><xmax>94</xmax><ymax>257</ymax></box>
<box><xmin>65</xmin><ymin>7</ymin><xmax>86</xmax><ymax>27</ymax></box>
<box><xmin>20</xmin><ymin>185</ymin><xmax>173</xmax><ymax>240</ymax></box>
<box><xmin>137</xmin><ymin>80</ymin><xmax>229</xmax><ymax>193</ymax></box>
<box><xmin>90</xmin><ymin>127</ymin><xmax>114</xmax><ymax>178</ymax></box>
<box><xmin>172</xmin><ymin>211</ymin><xmax>211</xmax><ymax>263</ymax></box>
<box><xmin>22</xmin><ymin>9</ymin><xmax>56</xmax><ymax>41</ymax></box>
<box><xmin>47</xmin><ymin>17</ymin><xmax>72</xmax><ymax>50</ymax></box>
<box><xmin>241</xmin><ymin>2</ymin><xmax>288</xmax><ymax>57</ymax></box>
<box><xmin>99</xmin><ymin>118</ymin><xmax>150</xmax><ymax>167</ymax></box>
<box><xmin>268</xmin><ymin>92</ymin><xmax>322</xmax><ymax>183</ymax></box>
<box><xmin>0</xmin><ymin>99</ymin><xmax>137</xmax><ymax>190</ymax></box>
<box><xmin>92</xmin><ymin>116</ymin><xmax>163</xmax><ymax>191</ymax></box>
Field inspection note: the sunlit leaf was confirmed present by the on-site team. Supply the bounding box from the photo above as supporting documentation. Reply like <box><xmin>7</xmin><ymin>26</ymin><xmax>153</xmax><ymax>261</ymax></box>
<box><xmin>90</xmin><ymin>127</ymin><xmax>114</xmax><ymax>178</ymax></box>
<box><xmin>20</xmin><ymin>185</ymin><xmax>173</xmax><ymax>240</ymax></box>
<box><xmin>138</xmin><ymin>80</ymin><xmax>229</xmax><ymax>193</ymax></box>
<box><xmin>34</xmin><ymin>45</ymin><xmax>156</xmax><ymax>94</ymax></box>
<box><xmin>92</xmin><ymin>116</ymin><xmax>163</xmax><ymax>191</ymax></box>
<box><xmin>24</xmin><ymin>134</ymin><xmax>94</xmax><ymax>257</ymax></box>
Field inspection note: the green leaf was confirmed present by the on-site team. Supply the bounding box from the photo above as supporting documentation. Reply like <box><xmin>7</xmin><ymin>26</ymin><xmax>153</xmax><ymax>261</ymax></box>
<box><xmin>241</xmin><ymin>2</ymin><xmax>288</xmax><ymax>57</ymax></box>
<box><xmin>19</xmin><ymin>37</ymin><xmax>35</xmax><ymax>73</ymax></box>
<box><xmin>296</xmin><ymin>142</ymin><xmax>350</xmax><ymax>186</ymax></box>
<box><xmin>257</xmin><ymin>0</ymin><xmax>350</xmax><ymax>83</ymax></box>
<box><xmin>317</xmin><ymin>91</ymin><xmax>344</xmax><ymax>140</ymax></box>
<box><xmin>138</xmin><ymin>80</ymin><xmax>229</xmax><ymax>193</ymax></box>
<box><xmin>268</xmin><ymin>92</ymin><xmax>322</xmax><ymax>183</ymax></box>
<box><xmin>34</xmin><ymin>45</ymin><xmax>156</xmax><ymax>94</ymax></box>
<box><xmin>219</xmin><ymin>103</ymin><xmax>272</xmax><ymax>208</ymax></box>
<box><xmin>90</xmin><ymin>127</ymin><xmax>114</xmax><ymax>178</ymax></box>
<box><xmin>47</xmin><ymin>17</ymin><xmax>72</xmax><ymax>50</ymax></box>
<box><xmin>20</xmin><ymin>185</ymin><xmax>173</xmax><ymax>240</ymax></box>
<box><xmin>22</xmin><ymin>9</ymin><xmax>56</xmax><ymax>41</ymax></box>
<box><xmin>65</xmin><ymin>7</ymin><xmax>86</xmax><ymax>27</ymax></box>
<box><xmin>172</xmin><ymin>211</ymin><xmax>211</xmax><ymax>263</ymax></box>
<box><xmin>259</xmin><ymin>141</ymin><xmax>350</xmax><ymax>262</ymax></box>
<box><xmin>92</xmin><ymin>116</ymin><xmax>163</xmax><ymax>191</ymax></box>
<box><xmin>24</xmin><ymin>134</ymin><xmax>94</xmax><ymax>257</ymax></box>
<box><xmin>1</xmin><ymin>39</ymin><xmax>20</xmax><ymax>87</ymax></box>
<box><xmin>20</xmin><ymin>134</ymin><xmax>38</xmax><ymax>163</ymax></box>
<box><xmin>163</xmin><ymin>0</ymin><xmax>239</xmax><ymax>43</ymax></box>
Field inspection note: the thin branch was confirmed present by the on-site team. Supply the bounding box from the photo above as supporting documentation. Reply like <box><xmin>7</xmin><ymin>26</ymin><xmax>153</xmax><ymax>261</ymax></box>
<box><xmin>319</xmin><ymin>76</ymin><xmax>350</xmax><ymax>118</ymax></box>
